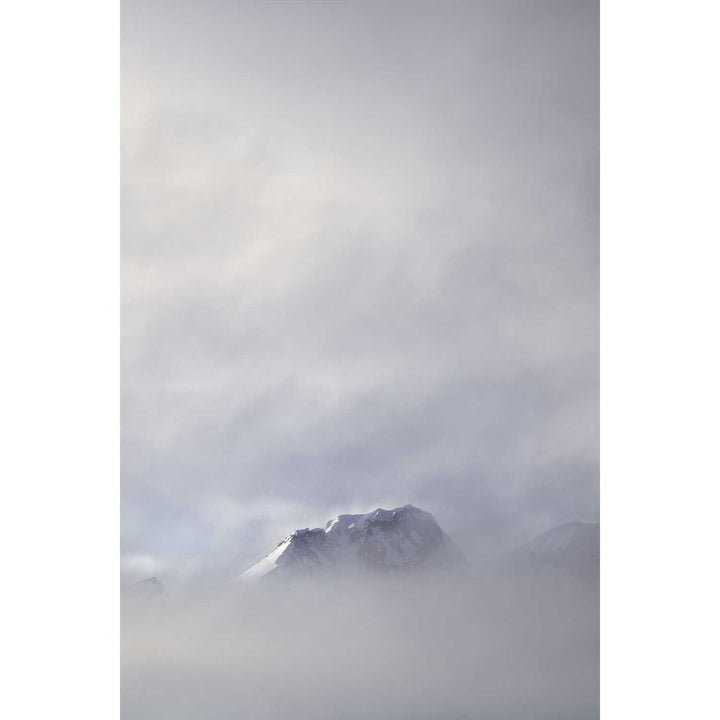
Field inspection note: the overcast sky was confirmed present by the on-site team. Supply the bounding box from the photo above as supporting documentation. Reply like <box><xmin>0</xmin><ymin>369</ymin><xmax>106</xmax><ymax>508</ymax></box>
<box><xmin>121</xmin><ymin>0</ymin><xmax>598</xmax><ymax>583</ymax></box>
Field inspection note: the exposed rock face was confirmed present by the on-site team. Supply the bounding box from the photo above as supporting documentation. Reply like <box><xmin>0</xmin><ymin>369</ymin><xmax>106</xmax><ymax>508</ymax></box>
<box><xmin>237</xmin><ymin>504</ymin><xmax>467</xmax><ymax>582</ymax></box>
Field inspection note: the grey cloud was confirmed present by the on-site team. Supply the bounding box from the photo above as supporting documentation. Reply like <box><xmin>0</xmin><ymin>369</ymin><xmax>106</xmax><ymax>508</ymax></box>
<box><xmin>122</xmin><ymin>575</ymin><xmax>599</xmax><ymax>719</ymax></box>
<box><xmin>122</xmin><ymin>0</ymin><xmax>598</xmax><ymax>579</ymax></box>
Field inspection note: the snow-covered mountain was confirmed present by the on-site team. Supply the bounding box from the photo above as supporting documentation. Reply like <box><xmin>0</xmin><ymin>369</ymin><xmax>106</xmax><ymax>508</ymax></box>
<box><xmin>236</xmin><ymin>504</ymin><xmax>466</xmax><ymax>583</ymax></box>
<box><xmin>511</xmin><ymin>521</ymin><xmax>599</xmax><ymax>577</ymax></box>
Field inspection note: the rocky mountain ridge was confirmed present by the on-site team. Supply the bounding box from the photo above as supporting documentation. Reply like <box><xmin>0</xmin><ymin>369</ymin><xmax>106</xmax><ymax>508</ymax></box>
<box><xmin>236</xmin><ymin>504</ymin><xmax>467</xmax><ymax>582</ymax></box>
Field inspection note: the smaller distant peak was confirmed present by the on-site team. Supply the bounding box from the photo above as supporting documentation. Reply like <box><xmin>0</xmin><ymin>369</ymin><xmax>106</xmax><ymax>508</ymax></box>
<box><xmin>534</xmin><ymin>521</ymin><xmax>598</xmax><ymax>540</ymax></box>
<box><xmin>127</xmin><ymin>576</ymin><xmax>165</xmax><ymax>596</ymax></box>
<box><xmin>135</xmin><ymin>576</ymin><xmax>163</xmax><ymax>586</ymax></box>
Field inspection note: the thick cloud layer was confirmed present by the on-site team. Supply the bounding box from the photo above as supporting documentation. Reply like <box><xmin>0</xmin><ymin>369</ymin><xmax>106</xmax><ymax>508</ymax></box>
<box><xmin>122</xmin><ymin>575</ymin><xmax>599</xmax><ymax>720</ymax></box>
<box><xmin>121</xmin><ymin>1</ymin><xmax>598</xmax><ymax>582</ymax></box>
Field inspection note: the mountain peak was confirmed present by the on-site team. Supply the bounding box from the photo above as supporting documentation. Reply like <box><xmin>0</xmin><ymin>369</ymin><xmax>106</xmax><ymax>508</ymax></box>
<box><xmin>511</xmin><ymin>521</ymin><xmax>599</xmax><ymax>577</ymax></box>
<box><xmin>126</xmin><ymin>576</ymin><xmax>165</xmax><ymax>596</ymax></box>
<box><xmin>237</xmin><ymin>504</ymin><xmax>465</xmax><ymax>583</ymax></box>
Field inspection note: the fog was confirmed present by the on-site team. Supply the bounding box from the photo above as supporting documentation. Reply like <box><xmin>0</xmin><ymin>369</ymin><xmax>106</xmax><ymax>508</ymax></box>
<box><xmin>122</xmin><ymin>575</ymin><xmax>598</xmax><ymax>720</ymax></box>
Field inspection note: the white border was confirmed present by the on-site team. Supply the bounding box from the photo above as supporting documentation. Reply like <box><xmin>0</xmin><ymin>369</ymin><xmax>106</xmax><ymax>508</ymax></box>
<box><xmin>602</xmin><ymin>1</ymin><xmax>719</xmax><ymax>717</ymax></box>
<box><xmin>0</xmin><ymin>1</ymin><xmax>119</xmax><ymax>718</ymax></box>
<box><xmin>1</xmin><ymin>1</ymin><xmax>719</xmax><ymax>718</ymax></box>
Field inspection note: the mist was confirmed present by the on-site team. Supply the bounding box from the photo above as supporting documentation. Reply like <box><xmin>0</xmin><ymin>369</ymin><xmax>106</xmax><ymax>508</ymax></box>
<box><xmin>122</xmin><ymin>574</ymin><xmax>598</xmax><ymax>720</ymax></box>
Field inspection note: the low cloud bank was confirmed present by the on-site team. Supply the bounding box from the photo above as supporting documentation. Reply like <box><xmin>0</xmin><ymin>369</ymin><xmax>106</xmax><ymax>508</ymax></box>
<box><xmin>122</xmin><ymin>574</ymin><xmax>598</xmax><ymax>720</ymax></box>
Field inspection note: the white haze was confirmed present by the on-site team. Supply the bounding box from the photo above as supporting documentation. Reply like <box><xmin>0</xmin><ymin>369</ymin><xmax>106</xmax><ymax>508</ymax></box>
<box><xmin>122</xmin><ymin>575</ymin><xmax>598</xmax><ymax>720</ymax></box>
